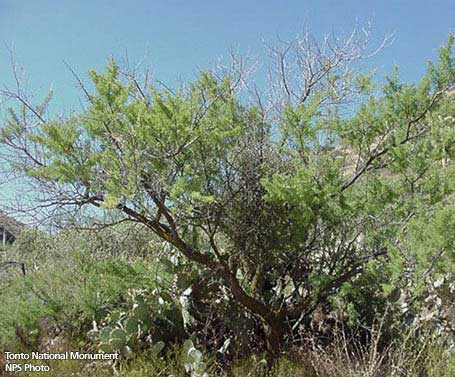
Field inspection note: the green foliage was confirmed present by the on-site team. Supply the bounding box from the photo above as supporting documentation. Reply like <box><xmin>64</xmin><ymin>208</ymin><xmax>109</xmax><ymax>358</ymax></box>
<box><xmin>1</xmin><ymin>31</ymin><xmax>454</xmax><ymax>358</ymax></box>
<box><xmin>230</xmin><ymin>354</ymin><xmax>317</xmax><ymax>377</ymax></box>
<box><xmin>119</xmin><ymin>342</ymin><xmax>217</xmax><ymax>377</ymax></box>
<box><xmin>0</xmin><ymin>226</ymin><xmax>172</xmax><ymax>347</ymax></box>
<box><xmin>89</xmin><ymin>288</ymin><xmax>179</xmax><ymax>357</ymax></box>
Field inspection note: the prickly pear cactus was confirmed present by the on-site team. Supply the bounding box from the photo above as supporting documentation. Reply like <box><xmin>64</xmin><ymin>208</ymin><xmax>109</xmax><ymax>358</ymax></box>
<box><xmin>182</xmin><ymin>339</ymin><xmax>210</xmax><ymax>377</ymax></box>
<box><xmin>88</xmin><ymin>289</ymin><xmax>165</xmax><ymax>357</ymax></box>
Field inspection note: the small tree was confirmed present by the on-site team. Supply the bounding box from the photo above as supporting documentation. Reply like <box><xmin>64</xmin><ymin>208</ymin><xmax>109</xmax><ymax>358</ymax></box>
<box><xmin>1</xmin><ymin>29</ymin><xmax>454</xmax><ymax>354</ymax></box>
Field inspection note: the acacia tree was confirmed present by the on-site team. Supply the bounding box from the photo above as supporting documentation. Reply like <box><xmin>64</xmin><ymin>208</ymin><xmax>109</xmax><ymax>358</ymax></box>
<box><xmin>1</xmin><ymin>30</ymin><xmax>454</xmax><ymax>353</ymax></box>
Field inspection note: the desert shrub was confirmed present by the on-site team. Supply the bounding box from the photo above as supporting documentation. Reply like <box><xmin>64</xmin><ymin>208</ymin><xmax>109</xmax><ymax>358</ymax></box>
<box><xmin>1</xmin><ymin>28</ymin><xmax>455</xmax><ymax>356</ymax></box>
<box><xmin>230</xmin><ymin>353</ymin><xmax>318</xmax><ymax>377</ymax></box>
<box><xmin>307</xmin><ymin>325</ymin><xmax>454</xmax><ymax>377</ymax></box>
<box><xmin>0</xmin><ymin>225</ymin><xmax>174</xmax><ymax>349</ymax></box>
<box><xmin>119</xmin><ymin>340</ymin><xmax>217</xmax><ymax>377</ymax></box>
<box><xmin>119</xmin><ymin>353</ymin><xmax>166</xmax><ymax>377</ymax></box>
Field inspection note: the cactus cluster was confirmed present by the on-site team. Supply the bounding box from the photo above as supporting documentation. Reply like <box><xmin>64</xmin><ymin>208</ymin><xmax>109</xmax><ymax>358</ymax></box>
<box><xmin>89</xmin><ymin>289</ymin><xmax>164</xmax><ymax>356</ymax></box>
<box><xmin>181</xmin><ymin>339</ymin><xmax>208</xmax><ymax>377</ymax></box>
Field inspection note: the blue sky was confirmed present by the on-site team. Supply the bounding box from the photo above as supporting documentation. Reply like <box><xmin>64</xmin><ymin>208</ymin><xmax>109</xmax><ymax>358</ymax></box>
<box><xmin>0</xmin><ymin>0</ymin><xmax>454</xmax><ymax>204</ymax></box>
<box><xmin>1</xmin><ymin>0</ymin><xmax>454</xmax><ymax>105</ymax></box>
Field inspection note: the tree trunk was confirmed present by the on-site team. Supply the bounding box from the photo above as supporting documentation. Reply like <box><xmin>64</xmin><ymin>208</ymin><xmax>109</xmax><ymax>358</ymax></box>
<box><xmin>138</xmin><ymin>215</ymin><xmax>289</xmax><ymax>357</ymax></box>
<box><xmin>265</xmin><ymin>320</ymin><xmax>285</xmax><ymax>357</ymax></box>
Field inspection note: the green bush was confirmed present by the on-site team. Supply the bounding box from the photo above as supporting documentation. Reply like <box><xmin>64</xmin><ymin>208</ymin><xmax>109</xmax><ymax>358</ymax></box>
<box><xmin>119</xmin><ymin>341</ymin><xmax>216</xmax><ymax>377</ymax></box>
<box><xmin>0</xmin><ymin>226</ymin><xmax>173</xmax><ymax>348</ymax></box>
<box><xmin>1</xmin><ymin>221</ymin><xmax>452</xmax><ymax>377</ymax></box>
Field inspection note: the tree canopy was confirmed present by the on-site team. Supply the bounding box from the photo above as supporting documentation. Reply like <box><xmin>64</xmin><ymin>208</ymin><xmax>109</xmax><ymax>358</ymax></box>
<box><xmin>1</xmin><ymin>31</ymin><xmax>454</xmax><ymax>353</ymax></box>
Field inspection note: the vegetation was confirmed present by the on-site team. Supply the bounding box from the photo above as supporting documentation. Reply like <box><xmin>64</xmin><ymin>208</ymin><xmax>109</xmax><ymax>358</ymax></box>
<box><xmin>0</xmin><ymin>28</ymin><xmax>453</xmax><ymax>375</ymax></box>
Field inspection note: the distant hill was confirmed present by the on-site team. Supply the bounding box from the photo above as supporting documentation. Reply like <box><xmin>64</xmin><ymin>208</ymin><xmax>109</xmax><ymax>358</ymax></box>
<box><xmin>0</xmin><ymin>212</ymin><xmax>25</xmax><ymax>246</ymax></box>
